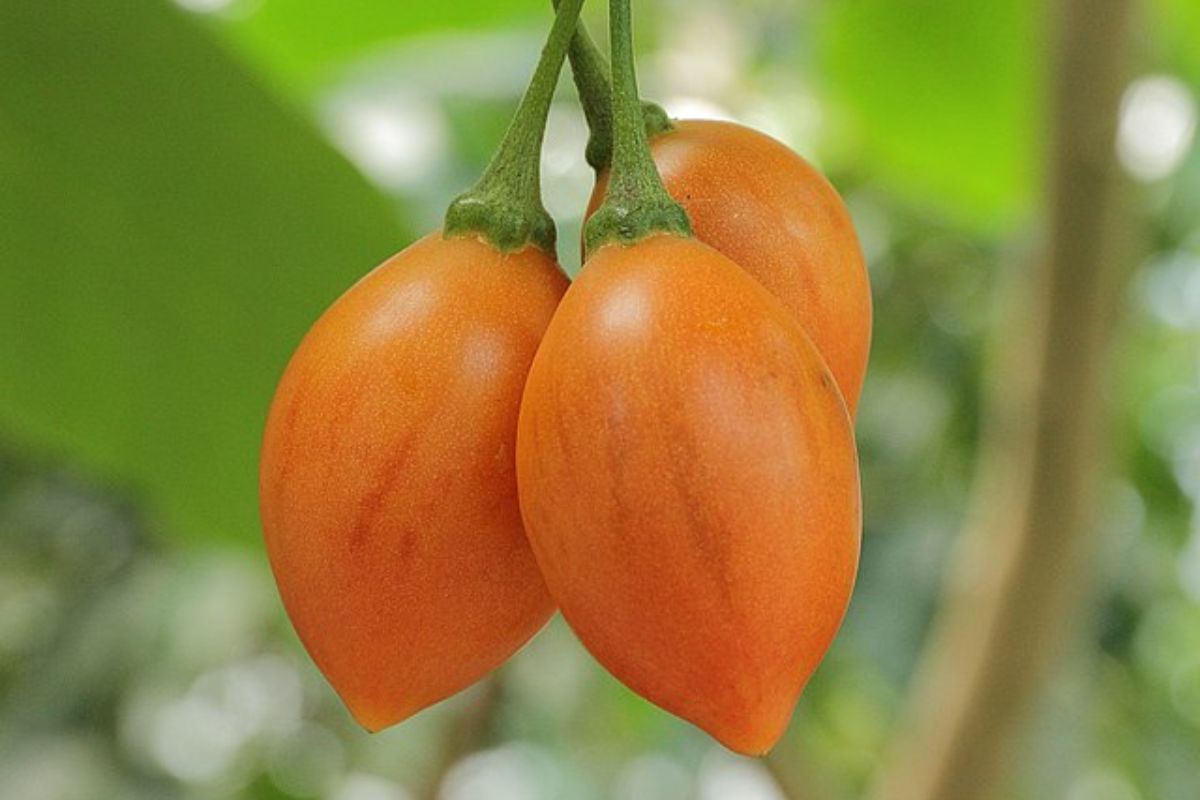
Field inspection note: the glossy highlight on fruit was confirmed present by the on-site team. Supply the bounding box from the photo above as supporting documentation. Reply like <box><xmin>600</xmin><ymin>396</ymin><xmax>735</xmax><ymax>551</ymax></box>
<box><xmin>589</xmin><ymin>119</ymin><xmax>873</xmax><ymax>414</ymax></box>
<box><xmin>516</xmin><ymin>233</ymin><xmax>862</xmax><ymax>755</ymax></box>
<box><xmin>260</xmin><ymin>232</ymin><xmax>567</xmax><ymax>731</ymax></box>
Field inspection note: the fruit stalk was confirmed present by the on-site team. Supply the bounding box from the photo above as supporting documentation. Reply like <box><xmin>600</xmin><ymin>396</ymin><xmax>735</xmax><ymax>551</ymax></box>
<box><xmin>583</xmin><ymin>0</ymin><xmax>692</xmax><ymax>253</ymax></box>
<box><xmin>551</xmin><ymin>0</ymin><xmax>671</xmax><ymax>170</ymax></box>
<box><xmin>444</xmin><ymin>0</ymin><xmax>586</xmax><ymax>253</ymax></box>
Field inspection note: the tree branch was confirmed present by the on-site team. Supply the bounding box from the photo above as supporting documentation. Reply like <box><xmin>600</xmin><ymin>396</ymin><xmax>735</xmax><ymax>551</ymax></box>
<box><xmin>763</xmin><ymin>745</ymin><xmax>822</xmax><ymax>800</ymax></box>
<box><xmin>869</xmin><ymin>1</ymin><xmax>1138</xmax><ymax>799</ymax></box>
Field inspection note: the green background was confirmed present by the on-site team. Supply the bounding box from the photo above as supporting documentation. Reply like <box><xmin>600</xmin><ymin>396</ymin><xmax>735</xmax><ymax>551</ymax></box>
<box><xmin>2</xmin><ymin>1</ymin><xmax>1199</xmax><ymax>798</ymax></box>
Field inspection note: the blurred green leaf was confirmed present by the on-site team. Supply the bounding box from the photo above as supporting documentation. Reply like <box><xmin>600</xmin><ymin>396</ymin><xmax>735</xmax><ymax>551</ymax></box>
<box><xmin>220</xmin><ymin>0</ymin><xmax>542</xmax><ymax>91</ymax></box>
<box><xmin>1151</xmin><ymin>0</ymin><xmax>1200</xmax><ymax>82</ymax></box>
<box><xmin>818</xmin><ymin>0</ymin><xmax>1044</xmax><ymax>227</ymax></box>
<box><xmin>0</xmin><ymin>0</ymin><xmax>407</xmax><ymax>543</ymax></box>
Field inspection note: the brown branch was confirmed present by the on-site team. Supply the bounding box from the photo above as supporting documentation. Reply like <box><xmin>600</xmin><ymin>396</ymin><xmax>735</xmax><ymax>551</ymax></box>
<box><xmin>763</xmin><ymin>744</ymin><xmax>823</xmax><ymax>800</ymax></box>
<box><xmin>869</xmin><ymin>2</ymin><xmax>1138</xmax><ymax>799</ymax></box>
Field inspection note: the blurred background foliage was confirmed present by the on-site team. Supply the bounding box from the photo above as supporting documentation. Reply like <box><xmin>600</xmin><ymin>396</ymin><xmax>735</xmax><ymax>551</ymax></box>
<box><xmin>1</xmin><ymin>1</ymin><xmax>1199</xmax><ymax>799</ymax></box>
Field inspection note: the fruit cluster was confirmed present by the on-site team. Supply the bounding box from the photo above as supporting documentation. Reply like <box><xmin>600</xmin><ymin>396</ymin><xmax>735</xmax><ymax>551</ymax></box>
<box><xmin>260</xmin><ymin>0</ymin><xmax>869</xmax><ymax>757</ymax></box>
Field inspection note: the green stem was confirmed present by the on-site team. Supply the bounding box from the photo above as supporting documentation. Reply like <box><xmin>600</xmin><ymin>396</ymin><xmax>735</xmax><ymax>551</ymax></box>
<box><xmin>443</xmin><ymin>0</ymin><xmax>585</xmax><ymax>253</ymax></box>
<box><xmin>584</xmin><ymin>0</ymin><xmax>692</xmax><ymax>254</ymax></box>
<box><xmin>551</xmin><ymin>0</ymin><xmax>672</xmax><ymax>170</ymax></box>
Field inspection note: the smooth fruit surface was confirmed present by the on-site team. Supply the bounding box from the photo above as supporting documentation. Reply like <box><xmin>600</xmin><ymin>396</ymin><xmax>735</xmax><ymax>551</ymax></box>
<box><xmin>516</xmin><ymin>234</ymin><xmax>862</xmax><ymax>755</ymax></box>
<box><xmin>589</xmin><ymin>119</ymin><xmax>872</xmax><ymax>414</ymax></box>
<box><xmin>260</xmin><ymin>232</ymin><xmax>567</xmax><ymax>731</ymax></box>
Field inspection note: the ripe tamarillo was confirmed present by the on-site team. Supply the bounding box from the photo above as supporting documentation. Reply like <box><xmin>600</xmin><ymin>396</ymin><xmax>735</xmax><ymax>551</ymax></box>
<box><xmin>259</xmin><ymin>0</ymin><xmax>585</xmax><ymax>731</ymax></box>
<box><xmin>559</xmin><ymin>12</ymin><xmax>872</xmax><ymax>415</ymax></box>
<box><xmin>587</xmin><ymin>119</ymin><xmax>872</xmax><ymax>414</ymax></box>
<box><xmin>518</xmin><ymin>0</ymin><xmax>863</xmax><ymax>754</ymax></box>
<box><xmin>517</xmin><ymin>234</ymin><xmax>862</xmax><ymax>755</ymax></box>
<box><xmin>261</xmin><ymin>234</ymin><xmax>566</xmax><ymax>730</ymax></box>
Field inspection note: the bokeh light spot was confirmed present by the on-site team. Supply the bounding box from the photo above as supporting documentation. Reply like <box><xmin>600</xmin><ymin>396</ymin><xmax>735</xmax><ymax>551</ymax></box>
<box><xmin>1117</xmin><ymin>75</ymin><xmax>1197</xmax><ymax>182</ymax></box>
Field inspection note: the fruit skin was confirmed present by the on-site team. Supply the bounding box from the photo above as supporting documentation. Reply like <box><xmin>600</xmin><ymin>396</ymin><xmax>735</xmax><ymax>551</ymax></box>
<box><xmin>516</xmin><ymin>233</ymin><xmax>862</xmax><ymax>755</ymax></box>
<box><xmin>588</xmin><ymin>119</ymin><xmax>872</xmax><ymax>415</ymax></box>
<box><xmin>260</xmin><ymin>232</ymin><xmax>567</xmax><ymax>731</ymax></box>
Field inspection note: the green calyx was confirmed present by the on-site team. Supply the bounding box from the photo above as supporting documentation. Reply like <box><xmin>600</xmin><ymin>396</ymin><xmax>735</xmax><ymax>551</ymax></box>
<box><xmin>584</xmin><ymin>0</ymin><xmax>692</xmax><ymax>255</ymax></box>
<box><xmin>443</xmin><ymin>186</ymin><xmax>556</xmax><ymax>255</ymax></box>
<box><xmin>444</xmin><ymin>0</ymin><xmax>586</xmax><ymax>254</ymax></box>
<box><xmin>553</xmin><ymin>0</ymin><xmax>674</xmax><ymax>171</ymax></box>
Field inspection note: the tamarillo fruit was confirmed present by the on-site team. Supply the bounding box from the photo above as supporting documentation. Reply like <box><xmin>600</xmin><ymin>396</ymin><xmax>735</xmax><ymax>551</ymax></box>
<box><xmin>516</xmin><ymin>233</ymin><xmax>862</xmax><ymax>755</ymax></box>
<box><xmin>588</xmin><ymin>119</ymin><xmax>872</xmax><ymax>415</ymax></box>
<box><xmin>260</xmin><ymin>233</ymin><xmax>566</xmax><ymax>730</ymax></box>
